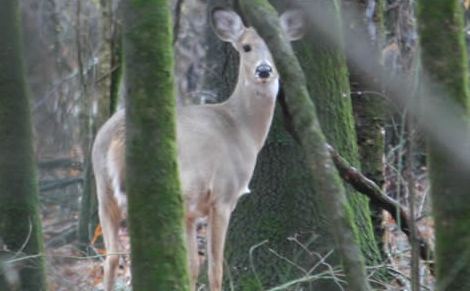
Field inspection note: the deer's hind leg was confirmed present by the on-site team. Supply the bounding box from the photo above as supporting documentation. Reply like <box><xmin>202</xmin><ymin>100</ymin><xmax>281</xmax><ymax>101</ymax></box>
<box><xmin>97</xmin><ymin>178</ymin><xmax>123</xmax><ymax>291</ymax></box>
<box><xmin>186</xmin><ymin>216</ymin><xmax>200</xmax><ymax>291</ymax></box>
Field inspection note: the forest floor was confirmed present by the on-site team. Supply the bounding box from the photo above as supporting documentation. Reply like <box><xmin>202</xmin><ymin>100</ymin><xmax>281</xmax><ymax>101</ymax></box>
<box><xmin>39</xmin><ymin>162</ymin><xmax>435</xmax><ymax>291</ymax></box>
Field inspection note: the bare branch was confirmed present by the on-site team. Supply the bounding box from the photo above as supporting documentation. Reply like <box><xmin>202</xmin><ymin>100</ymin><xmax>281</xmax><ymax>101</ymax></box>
<box><xmin>327</xmin><ymin>145</ymin><xmax>435</xmax><ymax>275</ymax></box>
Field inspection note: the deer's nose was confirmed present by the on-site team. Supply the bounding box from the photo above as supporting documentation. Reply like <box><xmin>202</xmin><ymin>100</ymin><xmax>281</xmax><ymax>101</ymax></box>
<box><xmin>256</xmin><ymin>63</ymin><xmax>273</xmax><ymax>79</ymax></box>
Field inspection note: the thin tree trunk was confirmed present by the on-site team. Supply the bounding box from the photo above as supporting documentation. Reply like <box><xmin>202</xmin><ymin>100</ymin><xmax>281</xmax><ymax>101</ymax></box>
<box><xmin>0</xmin><ymin>1</ymin><xmax>47</xmax><ymax>290</ymax></box>
<box><xmin>109</xmin><ymin>1</ymin><xmax>122</xmax><ymax>113</ymax></box>
<box><xmin>75</xmin><ymin>0</ymin><xmax>95</xmax><ymax>251</ymax></box>
<box><xmin>417</xmin><ymin>1</ymin><xmax>470</xmax><ymax>290</ymax></box>
<box><xmin>123</xmin><ymin>0</ymin><xmax>190</xmax><ymax>289</ymax></box>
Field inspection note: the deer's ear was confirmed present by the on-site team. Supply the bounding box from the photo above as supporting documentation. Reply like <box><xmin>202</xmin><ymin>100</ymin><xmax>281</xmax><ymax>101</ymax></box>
<box><xmin>280</xmin><ymin>10</ymin><xmax>305</xmax><ymax>41</ymax></box>
<box><xmin>211</xmin><ymin>9</ymin><xmax>245</xmax><ymax>43</ymax></box>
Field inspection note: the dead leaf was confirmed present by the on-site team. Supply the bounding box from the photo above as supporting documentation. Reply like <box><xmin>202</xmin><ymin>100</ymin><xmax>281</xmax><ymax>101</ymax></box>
<box><xmin>91</xmin><ymin>224</ymin><xmax>102</xmax><ymax>245</ymax></box>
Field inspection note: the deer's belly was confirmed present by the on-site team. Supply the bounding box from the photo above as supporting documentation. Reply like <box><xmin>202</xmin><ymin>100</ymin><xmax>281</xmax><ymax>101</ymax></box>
<box><xmin>180</xmin><ymin>159</ymin><xmax>255</xmax><ymax>218</ymax></box>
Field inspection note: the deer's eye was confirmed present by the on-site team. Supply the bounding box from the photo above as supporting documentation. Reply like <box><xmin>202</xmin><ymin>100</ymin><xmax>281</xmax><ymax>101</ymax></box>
<box><xmin>242</xmin><ymin>44</ymin><xmax>252</xmax><ymax>52</ymax></box>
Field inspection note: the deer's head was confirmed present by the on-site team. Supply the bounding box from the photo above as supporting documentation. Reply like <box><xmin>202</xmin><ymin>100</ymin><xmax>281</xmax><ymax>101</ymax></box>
<box><xmin>211</xmin><ymin>9</ymin><xmax>305</xmax><ymax>86</ymax></box>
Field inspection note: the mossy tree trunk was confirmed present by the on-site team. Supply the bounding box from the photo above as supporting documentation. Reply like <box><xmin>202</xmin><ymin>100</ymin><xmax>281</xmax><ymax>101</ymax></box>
<box><xmin>417</xmin><ymin>1</ymin><xmax>470</xmax><ymax>290</ymax></box>
<box><xmin>0</xmin><ymin>0</ymin><xmax>47</xmax><ymax>290</ymax></box>
<box><xmin>123</xmin><ymin>0</ymin><xmax>190</xmax><ymax>289</ymax></box>
<box><xmin>223</xmin><ymin>0</ymin><xmax>378</xmax><ymax>290</ymax></box>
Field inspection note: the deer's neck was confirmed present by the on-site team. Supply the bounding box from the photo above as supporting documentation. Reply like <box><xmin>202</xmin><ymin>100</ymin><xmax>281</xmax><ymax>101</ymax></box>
<box><xmin>225</xmin><ymin>76</ymin><xmax>278</xmax><ymax>151</ymax></box>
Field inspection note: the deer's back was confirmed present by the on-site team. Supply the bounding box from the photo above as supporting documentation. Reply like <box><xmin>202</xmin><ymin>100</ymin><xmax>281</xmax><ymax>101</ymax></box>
<box><xmin>92</xmin><ymin>110</ymin><xmax>125</xmax><ymax>184</ymax></box>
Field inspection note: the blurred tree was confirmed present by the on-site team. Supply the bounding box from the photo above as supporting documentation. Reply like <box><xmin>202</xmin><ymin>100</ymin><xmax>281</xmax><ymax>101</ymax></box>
<box><xmin>418</xmin><ymin>0</ymin><xmax>470</xmax><ymax>290</ymax></box>
<box><xmin>0</xmin><ymin>0</ymin><xmax>47</xmax><ymax>290</ymax></box>
<box><xmin>123</xmin><ymin>0</ymin><xmax>190</xmax><ymax>289</ymax></box>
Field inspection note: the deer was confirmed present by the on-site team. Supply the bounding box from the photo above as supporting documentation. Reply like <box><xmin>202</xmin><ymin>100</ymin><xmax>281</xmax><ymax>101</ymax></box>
<box><xmin>92</xmin><ymin>8</ymin><xmax>304</xmax><ymax>291</ymax></box>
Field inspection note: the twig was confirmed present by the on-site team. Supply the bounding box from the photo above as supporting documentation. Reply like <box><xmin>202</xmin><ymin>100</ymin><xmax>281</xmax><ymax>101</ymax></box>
<box><xmin>386</xmin><ymin>266</ymin><xmax>432</xmax><ymax>291</ymax></box>
<box><xmin>248</xmin><ymin>239</ymin><xmax>268</xmax><ymax>289</ymax></box>
<box><xmin>267</xmin><ymin>247</ymin><xmax>307</xmax><ymax>275</ymax></box>
<box><xmin>4</xmin><ymin>251</ymin><xmax>129</xmax><ymax>265</ymax></box>
<box><xmin>267</xmin><ymin>268</ymin><xmax>346</xmax><ymax>291</ymax></box>
<box><xmin>267</xmin><ymin>239</ymin><xmax>345</xmax><ymax>291</ymax></box>
<box><xmin>12</xmin><ymin>218</ymin><xmax>33</xmax><ymax>259</ymax></box>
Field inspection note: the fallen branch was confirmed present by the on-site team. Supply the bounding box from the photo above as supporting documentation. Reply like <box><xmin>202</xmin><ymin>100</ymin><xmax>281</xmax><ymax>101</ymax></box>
<box><xmin>39</xmin><ymin>177</ymin><xmax>84</xmax><ymax>192</ymax></box>
<box><xmin>37</xmin><ymin>159</ymin><xmax>82</xmax><ymax>171</ymax></box>
<box><xmin>327</xmin><ymin>144</ymin><xmax>435</xmax><ymax>275</ymax></box>
<box><xmin>45</xmin><ymin>224</ymin><xmax>78</xmax><ymax>248</ymax></box>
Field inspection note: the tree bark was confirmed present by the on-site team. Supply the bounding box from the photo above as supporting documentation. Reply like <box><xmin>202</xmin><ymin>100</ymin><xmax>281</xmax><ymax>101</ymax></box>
<box><xmin>417</xmin><ymin>1</ymin><xmax>470</xmax><ymax>290</ymax></box>
<box><xmin>0</xmin><ymin>1</ymin><xmax>47</xmax><ymax>290</ymax></box>
<box><xmin>123</xmin><ymin>0</ymin><xmax>190</xmax><ymax>289</ymax></box>
<box><xmin>75</xmin><ymin>0</ymin><xmax>95</xmax><ymax>252</ymax></box>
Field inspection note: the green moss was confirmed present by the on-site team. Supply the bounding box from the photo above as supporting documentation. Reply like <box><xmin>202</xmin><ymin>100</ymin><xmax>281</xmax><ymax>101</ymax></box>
<box><xmin>123</xmin><ymin>0</ymin><xmax>190</xmax><ymax>290</ymax></box>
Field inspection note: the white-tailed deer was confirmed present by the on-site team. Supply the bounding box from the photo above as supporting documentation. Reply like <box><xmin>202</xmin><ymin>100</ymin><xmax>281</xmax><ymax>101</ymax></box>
<box><xmin>92</xmin><ymin>8</ymin><xmax>304</xmax><ymax>291</ymax></box>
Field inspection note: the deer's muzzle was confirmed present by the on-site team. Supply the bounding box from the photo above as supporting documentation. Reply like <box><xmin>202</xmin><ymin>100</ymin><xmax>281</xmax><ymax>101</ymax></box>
<box><xmin>256</xmin><ymin>63</ymin><xmax>273</xmax><ymax>79</ymax></box>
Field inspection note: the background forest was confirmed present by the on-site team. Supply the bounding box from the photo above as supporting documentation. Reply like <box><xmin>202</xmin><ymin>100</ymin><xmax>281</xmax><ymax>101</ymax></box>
<box><xmin>1</xmin><ymin>0</ymin><xmax>470</xmax><ymax>290</ymax></box>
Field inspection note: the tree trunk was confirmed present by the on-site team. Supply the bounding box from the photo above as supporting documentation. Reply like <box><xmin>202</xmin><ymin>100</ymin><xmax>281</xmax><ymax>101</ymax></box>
<box><xmin>343</xmin><ymin>0</ymin><xmax>387</xmax><ymax>254</ymax></box>
<box><xmin>123</xmin><ymin>0</ymin><xmax>190</xmax><ymax>289</ymax></box>
<box><xmin>224</xmin><ymin>1</ymin><xmax>377</xmax><ymax>290</ymax></box>
<box><xmin>75</xmin><ymin>0</ymin><xmax>96</xmax><ymax>253</ymax></box>
<box><xmin>109</xmin><ymin>1</ymin><xmax>122</xmax><ymax>114</ymax></box>
<box><xmin>417</xmin><ymin>1</ymin><xmax>470</xmax><ymax>290</ymax></box>
<box><xmin>0</xmin><ymin>1</ymin><xmax>47</xmax><ymax>290</ymax></box>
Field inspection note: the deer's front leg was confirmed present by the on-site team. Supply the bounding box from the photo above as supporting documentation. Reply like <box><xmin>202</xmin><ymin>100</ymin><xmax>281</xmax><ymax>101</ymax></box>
<box><xmin>207</xmin><ymin>205</ymin><xmax>231</xmax><ymax>291</ymax></box>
